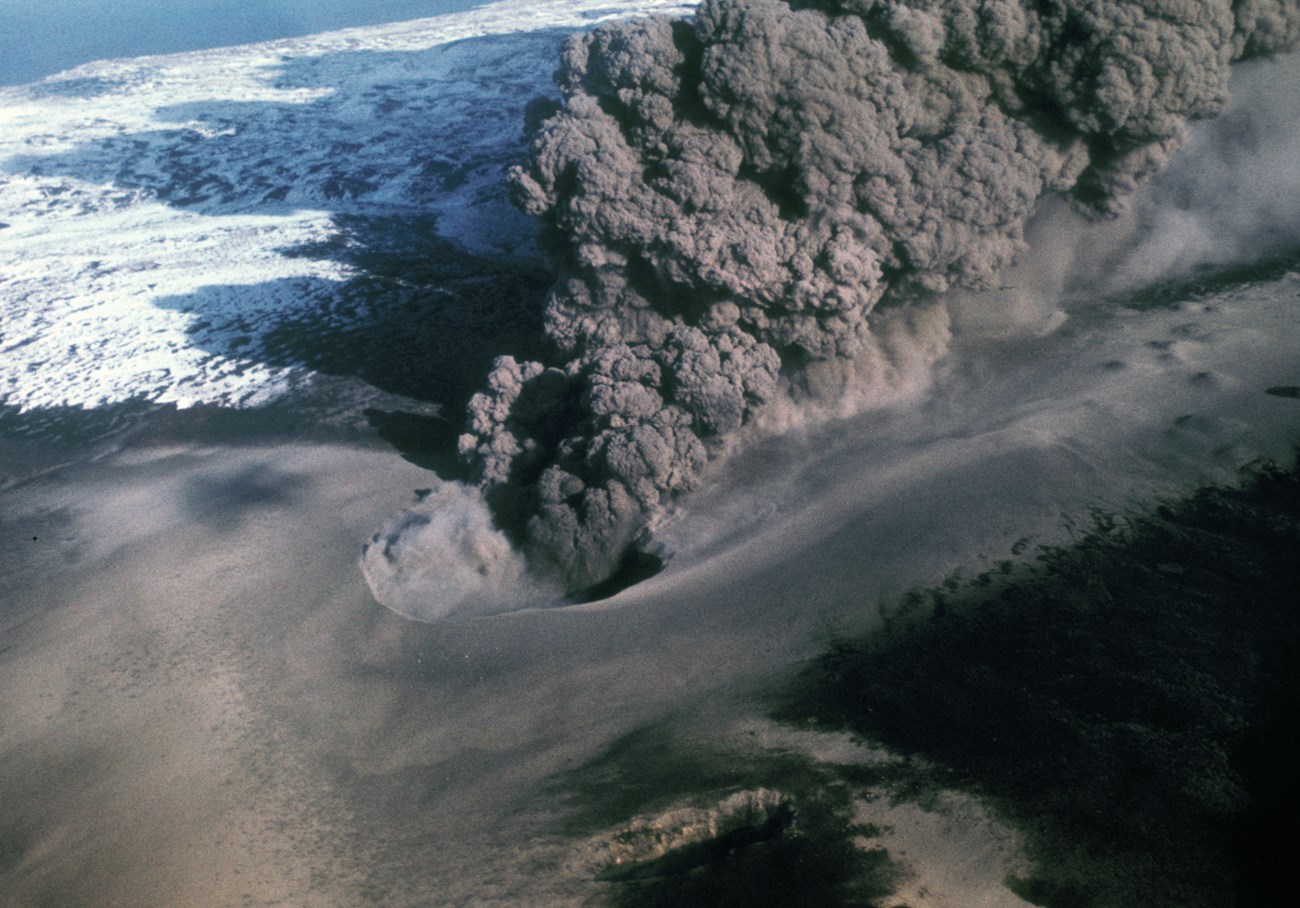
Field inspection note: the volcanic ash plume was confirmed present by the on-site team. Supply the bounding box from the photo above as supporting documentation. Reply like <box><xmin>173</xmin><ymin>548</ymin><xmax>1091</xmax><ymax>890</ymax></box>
<box><xmin>457</xmin><ymin>0</ymin><xmax>1300</xmax><ymax>591</ymax></box>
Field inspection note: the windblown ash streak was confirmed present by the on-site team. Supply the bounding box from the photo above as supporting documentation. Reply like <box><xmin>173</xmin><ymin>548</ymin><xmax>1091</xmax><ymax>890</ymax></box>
<box><xmin>458</xmin><ymin>0</ymin><xmax>1300</xmax><ymax>590</ymax></box>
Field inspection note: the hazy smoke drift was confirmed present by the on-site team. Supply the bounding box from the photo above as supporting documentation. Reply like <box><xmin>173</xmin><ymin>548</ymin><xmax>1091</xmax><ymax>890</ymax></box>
<box><xmin>458</xmin><ymin>0</ymin><xmax>1300</xmax><ymax>591</ymax></box>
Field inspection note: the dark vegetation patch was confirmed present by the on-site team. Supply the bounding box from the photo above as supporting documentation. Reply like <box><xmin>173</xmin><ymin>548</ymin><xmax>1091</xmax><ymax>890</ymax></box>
<box><xmin>777</xmin><ymin>451</ymin><xmax>1300</xmax><ymax>908</ymax></box>
<box><xmin>553</xmin><ymin>723</ymin><xmax>904</xmax><ymax>908</ymax></box>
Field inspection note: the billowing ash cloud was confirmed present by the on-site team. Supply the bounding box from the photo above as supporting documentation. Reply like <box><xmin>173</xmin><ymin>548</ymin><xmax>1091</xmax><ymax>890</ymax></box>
<box><xmin>458</xmin><ymin>0</ymin><xmax>1300</xmax><ymax>591</ymax></box>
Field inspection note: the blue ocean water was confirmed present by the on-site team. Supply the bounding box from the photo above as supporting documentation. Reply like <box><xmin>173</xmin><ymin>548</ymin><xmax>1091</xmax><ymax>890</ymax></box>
<box><xmin>0</xmin><ymin>0</ymin><xmax>494</xmax><ymax>85</ymax></box>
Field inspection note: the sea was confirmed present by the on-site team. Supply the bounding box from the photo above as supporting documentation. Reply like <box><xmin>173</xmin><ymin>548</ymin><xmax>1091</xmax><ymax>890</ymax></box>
<box><xmin>0</xmin><ymin>1</ymin><xmax>495</xmax><ymax>86</ymax></box>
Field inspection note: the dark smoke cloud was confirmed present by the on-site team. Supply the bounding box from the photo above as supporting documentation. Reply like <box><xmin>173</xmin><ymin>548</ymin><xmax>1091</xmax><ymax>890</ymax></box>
<box><xmin>1234</xmin><ymin>0</ymin><xmax>1300</xmax><ymax>57</ymax></box>
<box><xmin>458</xmin><ymin>0</ymin><xmax>1300</xmax><ymax>591</ymax></box>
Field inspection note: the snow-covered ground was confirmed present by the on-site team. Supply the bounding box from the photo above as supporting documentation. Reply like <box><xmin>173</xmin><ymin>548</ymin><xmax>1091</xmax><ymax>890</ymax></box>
<box><xmin>0</xmin><ymin>0</ymin><xmax>692</xmax><ymax>412</ymax></box>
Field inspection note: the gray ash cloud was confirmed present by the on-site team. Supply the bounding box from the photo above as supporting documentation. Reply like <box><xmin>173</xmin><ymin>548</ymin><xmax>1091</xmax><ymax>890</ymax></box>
<box><xmin>458</xmin><ymin>0</ymin><xmax>1300</xmax><ymax>591</ymax></box>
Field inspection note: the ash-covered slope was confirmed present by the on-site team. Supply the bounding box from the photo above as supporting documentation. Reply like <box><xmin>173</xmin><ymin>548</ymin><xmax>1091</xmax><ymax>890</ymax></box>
<box><xmin>459</xmin><ymin>0</ymin><xmax>1300</xmax><ymax>590</ymax></box>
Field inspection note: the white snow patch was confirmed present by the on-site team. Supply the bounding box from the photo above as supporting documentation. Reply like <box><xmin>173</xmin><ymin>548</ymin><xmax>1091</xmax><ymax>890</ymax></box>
<box><xmin>0</xmin><ymin>0</ymin><xmax>691</xmax><ymax>413</ymax></box>
<box><xmin>0</xmin><ymin>186</ymin><xmax>346</xmax><ymax>410</ymax></box>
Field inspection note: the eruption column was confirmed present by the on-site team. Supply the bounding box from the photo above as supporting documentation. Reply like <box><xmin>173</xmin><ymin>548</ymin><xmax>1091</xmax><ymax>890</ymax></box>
<box><xmin>457</xmin><ymin>0</ymin><xmax>1300</xmax><ymax>591</ymax></box>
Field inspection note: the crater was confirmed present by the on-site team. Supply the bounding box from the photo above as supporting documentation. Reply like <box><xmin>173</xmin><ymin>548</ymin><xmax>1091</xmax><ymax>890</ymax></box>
<box><xmin>569</xmin><ymin>548</ymin><xmax>664</xmax><ymax>604</ymax></box>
